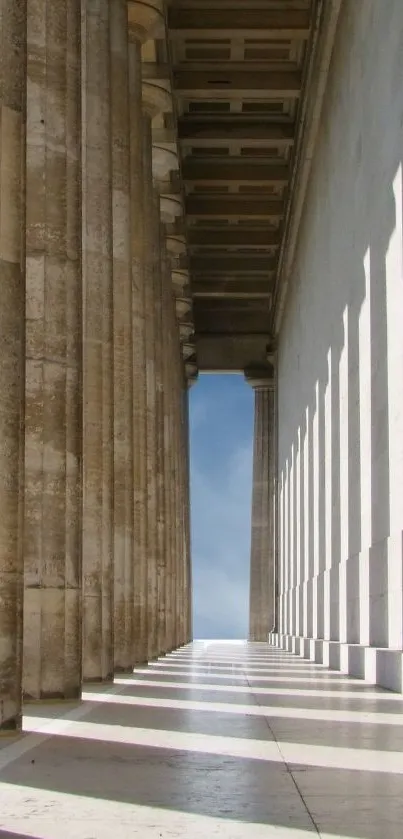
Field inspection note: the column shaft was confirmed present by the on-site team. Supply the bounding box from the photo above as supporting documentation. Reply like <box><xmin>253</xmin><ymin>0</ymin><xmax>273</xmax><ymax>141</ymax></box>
<box><xmin>111</xmin><ymin>0</ymin><xmax>133</xmax><ymax>674</ymax></box>
<box><xmin>173</xmin><ymin>325</ymin><xmax>184</xmax><ymax>647</ymax></box>
<box><xmin>130</xmin><ymin>38</ymin><xmax>148</xmax><ymax>665</ymax></box>
<box><xmin>249</xmin><ymin>388</ymin><xmax>276</xmax><ymax>641</ymax></box>
<box><xmin>183</xmin><ymin>388</ymin><xmax>192</xmax><ymax>643</ymax></box>
<box><xmin>142</xmin><ymin>114</ymin><xmax>158</xmax><ymax>660</ymax></box>
<box><xmin>82</xmin><ymin>0</ymin><xmax>114</xmax><ymax>682</ymax></box>
<box><xmin>156</xmin><ymin>232</ymin><xmax>167</xmax><ymax>655</ymax></box>
<box><xmin>162</xmin><ymin>256</ymin><xmax>175</xmax><ymax>652</ymax></box>
<box><xmin>24</xmin><ymin>0</ymin><xmax>82</xmax><ymax>700</ymax></box>
<box><xmin>168</xmin><ymin>297</ymin><xmax>178</xmax><ymax>649</ymax></box>
<box><xmin>0</xmin><ymin>0</ymin><xmax>26</xmax><ymax>731</ymax></box>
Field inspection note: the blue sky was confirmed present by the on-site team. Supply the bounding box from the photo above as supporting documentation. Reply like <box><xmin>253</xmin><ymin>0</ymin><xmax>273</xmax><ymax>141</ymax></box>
<box><xmin>189</xmin><ymin>374</ymin><xmax>253</xmax><ymax>639</ymax></box>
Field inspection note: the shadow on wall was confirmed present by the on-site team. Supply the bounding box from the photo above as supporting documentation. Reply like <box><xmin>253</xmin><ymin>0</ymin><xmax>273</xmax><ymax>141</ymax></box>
<box><xmin>277</xmin><ymin>0</ymin><xmax>403</xmax><ymax>671</ymax></box>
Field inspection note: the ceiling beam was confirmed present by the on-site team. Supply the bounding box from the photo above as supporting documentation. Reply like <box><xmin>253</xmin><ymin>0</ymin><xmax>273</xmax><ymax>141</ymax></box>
<box><xmin>178</xmin><ymin>120</ymin><xmax>294</xmax><ymax>147</ymax></box>
<box><xmin>187</xmin><ymin>229</ymin><xmax>280</xmax><ymax>249</ymax></box>
<box><xmin>182</xmin><ymin>161</ymin><xmax>289</xmax><ymax>186</ymax></box>
<box><xmin>194</xmin><ymin>310</ymin><xmax>271</xmax><ymax>333</ymax></box>
<box><xmin>168</xmin><ymin>8</ymin><xmax>311</xmax><ymax>40</ymax></box>
<box><xmin>172</xmin><ymin>69</ymin><xmax>301</xmax><ymax>99</ymax></box>
<box><xmin>192</xmin><ymin>281</ymin><xmax>271</xmax><ymax>299</ymax></box>
<box><xmin>186</xmin><ymin>196</ymin><xmax>283</xmax><ymax>219</ymax></box>
<box><xmin>190</xmin><ymin>255</ymin><xmax>275</xmax><ymax>274</ymax></box>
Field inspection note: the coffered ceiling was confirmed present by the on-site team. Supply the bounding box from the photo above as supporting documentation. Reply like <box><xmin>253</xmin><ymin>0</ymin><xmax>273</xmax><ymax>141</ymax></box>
<box><xmin>164</xmin><ymin>1</ymin><xmax>322</xmax><ymax>372</ymax></box>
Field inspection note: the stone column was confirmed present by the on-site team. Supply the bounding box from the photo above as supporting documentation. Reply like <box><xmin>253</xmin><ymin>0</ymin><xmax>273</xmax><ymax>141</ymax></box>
<box><xmin>183</xmin><ymin>386</ymin><xmax>193</xmax><ymax>643</ymax></box>
<box><xmin>81</xmin><ymin>0</ymin><xmax>114</xmax><ymax>682</ymax></box>
<box><xmin>0</xmin><ymin>0</ymin><xmax>26</xmax><ymax>732</ymax></box>
<box><xmin>23</xmin><ymin>0</ymin><xmax>82</xmax><ymax>701</ymax></box>
<box><xmin>156</xmin><ymin>230</ymin><xmax>168</xmax><ymax>655</ymax></box>
<box><xmin>142</xmin><ymin>77</ymin><xmax>177</xmax><ymax>659</ymax></box>
<box><xmin>125</xmin><ymin>2</ymin><xmax>164</xmax><ymax>666</ymax></box>
<box><xmin>170</xmin><ymin>299</ymin><xmax>181</xmax><ymax>649</ymax></box>
<box><xmin>180</xmin><ymin>345</ymin><xmax>196</xmax><ymax>647</ymax></box>
<box><xmin>167</xmin><ymin>256</ymin><xmax>188</xmax><ymax>649</ymax></box>
<box><xmin>110</xmin><ymin>0</ymin><xmax>133</xmax><ymax>674</ymax></box>
<box><xmin>141</xmin><ymin>112</ymin><xmax>158</xmax><ymax>660</ymax></box>
<box><xmin>246</xmin><ymin>368</ymin><xmax>277</xmax><ymax>642</ymax></box>
<box><xmin>158</xmin><ymin>202</ymin><xmax>183</xmax><ymax>655</ymax></box>
<box><xmin>130</xmin><ymin>31</ymin><xmax>148</xmax><ymax>665</ymax></box>
<box><xmin>161</xmin><ymin>247</ymin><xmax>174</xmax><ymax>652</ymax></box>
<box><xmin>173</xmin><ymin>318</ymin><xmax>185</xmax><ymax>647</ymax></box>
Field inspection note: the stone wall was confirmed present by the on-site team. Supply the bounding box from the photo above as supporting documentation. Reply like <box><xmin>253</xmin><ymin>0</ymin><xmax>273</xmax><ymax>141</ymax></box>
<box><xmin>272</xmin><ymin>0</ymin><xmax>403</xmax><ymax>691</ymax></box>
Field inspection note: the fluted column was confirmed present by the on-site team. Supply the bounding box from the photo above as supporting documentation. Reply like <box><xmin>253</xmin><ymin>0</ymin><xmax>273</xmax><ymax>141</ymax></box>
<box><xmin>156</xmin><ymin>232</ymin><xmax>168</xmax><ymax>655</ymax></box>
<box><xmin>172</xmin><ymin>315</ymin><xmax>184</xmax><ymax>647</ymax></box>
<box><xmin>142</xmin><ymin>74</ymin><xmax>177</xmax><ymax>659</ymax></box>
<box><xmin>246</xmin><ymin>369</ymin><xmax>276</xmax><ymax>641</ymax></box>
<box><xmin>23</xmin><ymin>0</ymin><xmax>82</xmax><ymax>700</ymax></box>
<box><xmin>130</xmin><ymin>33</ymin><xmax>148</xmax><ymax>664</ymax></box>
<box><xmin>0</xmin><ymin>0</ymin><xmax>26</xmax><ymax>732</ymax></box>
<box><xmin>183</xmin><ymin>386</ymin><xmax>192</xmax><ymax>643</ymax></box>
<box><xmin>169</xmin><ymin>295</ymin><xmax>180</xmax><ymax>649</ymax></box>
<box><xmin>81</xmin><ymin>0</ymin><xmax>114</xmax><ymax>682</ymax></box>
<box><xmin>172</xmin><ymin>264</ymin><xmax>195</xmax><ymax>648</ymax></box>
<box><xmin>158</xmin><ymin>209</ymin><xmax>185</xmax><ymax>655</ymax></box>
<box><xmin>141</xmin><ymin>111</ymin><xmax>158</xmax><ymax>660</ymax></box>
<box><xmin>129</xmin><ymin>33</ymin><xmax>145</xmax><ymax>666</ymax></box>
<box><xmin>125</xmin><ymin>2</ymin><xmax>164</xmax><ymax>666</ymax></box>
<box><xmin>161</xmin><ymin>247</ymin><xmax>175</xmax><ymax>652</ymax></box>
<box><xmin>110</xmin><ymin>0</ymin><xmax>133</xmax><ymax>674</ymax></box>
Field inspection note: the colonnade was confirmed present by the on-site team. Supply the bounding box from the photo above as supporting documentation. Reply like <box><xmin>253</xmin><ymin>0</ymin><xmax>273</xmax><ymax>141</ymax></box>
<box><xmin>0</xmin><ymin>0</ymin><xmax>192</xmax><ymax>732</ymax></box>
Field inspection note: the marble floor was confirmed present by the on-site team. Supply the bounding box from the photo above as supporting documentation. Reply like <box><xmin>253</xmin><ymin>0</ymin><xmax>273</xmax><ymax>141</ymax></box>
<box><xmin>0</xmin><ymin>641</ymin><xmax>403</xmax><ymax>838</ymax></box>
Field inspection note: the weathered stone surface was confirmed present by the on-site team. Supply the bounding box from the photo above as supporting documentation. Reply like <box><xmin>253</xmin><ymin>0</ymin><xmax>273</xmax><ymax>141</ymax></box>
<box><xmin>81</xmin><ymin>0</ymin><xmax>114</xmax><ymax>683</ymax></box>
<box><xmin>248</xmin><ymin>386</ymin><xmax>276</xmax><ymax>642</ymax></box>
<box><xmin>129</xmin><ymin>38</ymin><xmax>148</xmax><ymax>666</ymax></box>
<box><xmin>111</xmin><ymin>0</ymin><xmax>134</xmax><ymax>675</ymax></box>
<box><xmin>23</xmin><ymin>0</ymin><xmax>82</xmax><ymax>702</ymax></box>
<box><xmin>156</xmin><ymin>231</ymin><xmax>167</xmax><ymax>655</ymax></box>
<box><xmin>0</xmin><ymin>0</ymin><xmax>26</xmax><ymax>732</ymax></box>
<box><xmin>141</xmin><ymin>113</ymin><xmax>159</xmax><ymax>661</ymax></box>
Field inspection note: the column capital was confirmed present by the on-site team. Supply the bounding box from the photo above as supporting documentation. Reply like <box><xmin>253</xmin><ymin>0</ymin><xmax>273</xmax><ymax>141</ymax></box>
<box><xmin>244</xmin><ymin>364</ymin><xmax>276</xmax><ymax>391</ymax></box>
<box><xmin>160</xmin><ymin>193</ymin><xmax>182</xmax><ymax>223</ymax></box>
<box><xmin>142</xmin><ymin>80</ymin><xmax>173</xmax><ymax>118</ymax></box>
<box><xmin>128</xmin><ymin>0</ymin><xmax>164</xmax><ymax>44</ymax></box>
<box><xmin>176</xmin><ymin>298</ymin><xmax>192</xmax><ymax>320</ymax></box>
<box><xmin>152</xmin><ymin>146</ymin><xmax>179</xmax><ymax>180</ymax></box>
<box><xmin>172</xmin><ymin>269</ymin><xmax>189</xmax><ymax>293</ymax></box>
<box><xmin>166</xmin><ymin>234</ymin><xmax>187</xmax><ymax>257</ymax></box>
<box><xmin>185</xmin><ymin>362</ymin><xmax>199</xmax><ymax>388</ymax></box>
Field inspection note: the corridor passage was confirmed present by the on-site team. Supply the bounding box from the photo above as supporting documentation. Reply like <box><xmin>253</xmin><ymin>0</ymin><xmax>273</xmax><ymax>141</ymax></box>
<box><xmin>0</xmin><ymin>642</ymin><xmax>403</xmax><ymax>839</ymax></box>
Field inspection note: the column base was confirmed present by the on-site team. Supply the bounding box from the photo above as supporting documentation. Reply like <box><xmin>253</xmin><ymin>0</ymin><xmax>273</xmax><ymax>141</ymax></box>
<box><xmin>0</xmin><ymin>716</ymin><xmax>22</xmax><ymax>736</ymax></box>
<box><xmin>269</xmin><ymin>632</ymin><xmax>403</xmax><ymax>692</ymax></box>
<box><xmin>23</xmin><ymin>687</ymin><xmax>81</xmax><ymax>702</ymax></box>
<box><xmin>82</xmin><ymin>674</ymin><xmax>114</xmax><ymax>686</ymax></box>
<box><xmin>249</xmin><ymin>635</ymin><xmax>270</xmax><ymax>643</ymax></box>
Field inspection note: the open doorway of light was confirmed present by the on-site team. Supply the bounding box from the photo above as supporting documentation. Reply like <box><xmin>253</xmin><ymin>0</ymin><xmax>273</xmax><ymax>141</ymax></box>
<box><xmin>189</xmin><ymin>374</ymin><xmax>253</xmax><ymax>639</ymax></box>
